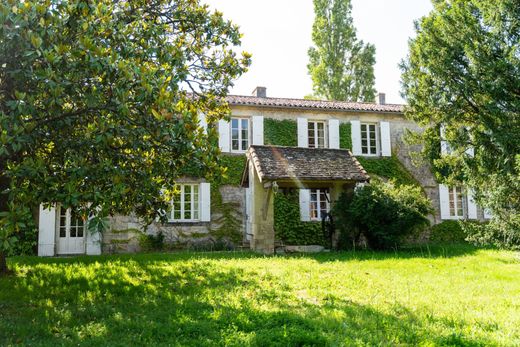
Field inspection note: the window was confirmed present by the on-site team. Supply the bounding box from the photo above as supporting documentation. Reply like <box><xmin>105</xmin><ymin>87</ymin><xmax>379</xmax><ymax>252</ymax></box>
<box><xmin>449</xmin><ymin>186</ymin><xmax>464</xmax><ymax>218</ymax></box>
<box><xmin>308</xmin><ymin>121</ymin><xmax>326</xmax><ymax>148</ymax></box>
<box><xmin>59</xmin><ymin>208</ymin><xmax>84</xmax><ymax>238</ymax></box>
<box><xmin>310</xmin><ymin>189</ymin><xmax>330</xmax><ymax>221</ymax></box>
<box><xmin>231</xmin><ymin>118</ymin><xmax>249</xmax><ymax>152</ymax></box>
<box><xmin>361</xmin><ymin>123</ymin><xmax>378</xmax><ymax>155</ymax></box>
<box><xmin>169</xmin><ymin>184</ymin><xmax>199</xmax><ymax>222</ymax></box>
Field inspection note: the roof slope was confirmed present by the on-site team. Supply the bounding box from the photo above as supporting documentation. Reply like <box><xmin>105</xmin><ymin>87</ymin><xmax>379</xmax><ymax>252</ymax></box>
<box><xmin>227</xmin><ymin>95</ymin><xmax>404</xmax><ymax>113</ymax></box>
<box><xmin>247</xmin><ymin>145</ymin><xmax>369</xmax><ymax>182</ymax></box>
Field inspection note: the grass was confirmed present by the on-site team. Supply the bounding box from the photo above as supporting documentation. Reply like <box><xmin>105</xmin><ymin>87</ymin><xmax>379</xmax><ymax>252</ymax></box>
<box><xmin>1</xmin><ymin>245</ymin><xmax>520</xmax><ymax>346</ymax></box>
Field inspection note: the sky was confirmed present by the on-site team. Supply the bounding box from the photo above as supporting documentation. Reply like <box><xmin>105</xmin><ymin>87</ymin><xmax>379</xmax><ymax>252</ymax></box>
<box><xmin>203</xmin><ymin>0</ymin><xmax>434</xmax><ymax>104</ymax></box>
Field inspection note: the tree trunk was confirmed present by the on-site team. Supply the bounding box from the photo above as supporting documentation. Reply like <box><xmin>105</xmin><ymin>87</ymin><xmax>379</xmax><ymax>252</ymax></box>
<box><xmin>0</xmin><ymin>252</ymin><xmax>8</xmax><ymax>275</ymax></box>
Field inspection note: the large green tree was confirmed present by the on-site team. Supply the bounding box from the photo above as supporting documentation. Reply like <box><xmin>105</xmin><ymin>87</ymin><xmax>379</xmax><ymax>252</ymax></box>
<box><xmin>401</xmin><ymin>0</ymin><xmax>520</xmax><ymax>247</ymax></box>
<box><xmin>307</xmin><ymin>0</ymin><xmax>376</xmax><ymax>102</ymax></box>
<box><xmin>0</xmin><ymin>0</ymin><xmax>250</xmax><ymax>273</ymax></box>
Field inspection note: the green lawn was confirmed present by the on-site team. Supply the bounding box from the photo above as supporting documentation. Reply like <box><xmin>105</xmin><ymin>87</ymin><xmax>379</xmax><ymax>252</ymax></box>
<box><xmin>1</xmin><ymin>245</ymin><xmax>519</xmax><ymax>346</ymax></box>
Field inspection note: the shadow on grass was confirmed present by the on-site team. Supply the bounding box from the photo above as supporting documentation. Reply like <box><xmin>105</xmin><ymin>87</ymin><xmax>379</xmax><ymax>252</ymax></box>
<box><xmin>1</xmin><ymin>252</ymin><xmax>493</xmax><ymax>346</ymax></box>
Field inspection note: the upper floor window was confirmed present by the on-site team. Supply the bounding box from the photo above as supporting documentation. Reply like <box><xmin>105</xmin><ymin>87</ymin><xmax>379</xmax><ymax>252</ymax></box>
<box><xmin>449</xmin><ymin>186</ymin><xmax>464</xmax><ymax>218</ymax></box>
<box><xmin>231</xmin><ymin>118</ymin><xmax>249</xmax><ymax>152</ymax></box>
<box><xmin>308</xmin><ymin>121</ymin><xmax>326</xmax><ymax>148</ymax></box>
<box><xmin>170</xmin><ymin>184</ymin><xmax>199</xmax><ymax>222</ymax></box>
<box><xmin>361</xmin><ymin>123</ymin><xmax>378</xmax><ymax>155</ymax></box>
<box><xmin>310</xmin><ymin>188</ymin><xmax>330</xmax><ymax>221</ymax></box>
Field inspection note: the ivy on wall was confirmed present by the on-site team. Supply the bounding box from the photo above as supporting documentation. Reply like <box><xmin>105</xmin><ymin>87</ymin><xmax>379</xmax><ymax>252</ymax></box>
<box><xmin>357</xmin><ymin>156</ymin><xmax>419</xmax><ymax>187</ymax></box>
<box><xmin>339</xmin><ymin>122</ymin><xmax>352</xmax><ymax>150</ymax></box>
<box><xmin>274</xmin><ymin>190</ymin><xmax>325</xmax><ymax>246</ymax></box>
<box><xmin>264</xmin><ymin>118</ymin><xmax>298</xmax><ymax>147</ymax></box>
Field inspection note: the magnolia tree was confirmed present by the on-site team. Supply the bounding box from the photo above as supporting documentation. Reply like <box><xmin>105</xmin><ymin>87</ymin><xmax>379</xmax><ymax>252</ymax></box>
<box><xmin>401</xmin><ymin>0</ymin><xmax>520</xmax><ymax>247</ymax></box>
<box><xmin>0</xmin><ymin>0</ymin><xmax>251</xmax><ymax>272</ymax></box>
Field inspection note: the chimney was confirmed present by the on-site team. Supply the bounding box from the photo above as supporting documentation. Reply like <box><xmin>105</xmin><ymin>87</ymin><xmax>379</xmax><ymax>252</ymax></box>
<box><xmin>377</xmin><ymin>92</ymin><xmax>386</xmax><ymax>105</ymax></box>
<box><xmin>252</xmin><ymin>86</ymin><xmax>267</xmax><ymax>98</ymax></box>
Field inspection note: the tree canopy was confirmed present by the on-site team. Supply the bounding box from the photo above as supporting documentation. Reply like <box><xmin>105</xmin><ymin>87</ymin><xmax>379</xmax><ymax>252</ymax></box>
<box><xmin>400</xmin><ymin>0</ymin><xmax>520</xmax><ymax>246</ymax></box>
<box><xmin>307</xmin><ymin>0</ymin><xmax>376</xmax><ymax>102</ymax></box>
<box><xmin>0</xmin><ymin>0</ymin><xmax>250</xmax><ymax>270</ymax></box>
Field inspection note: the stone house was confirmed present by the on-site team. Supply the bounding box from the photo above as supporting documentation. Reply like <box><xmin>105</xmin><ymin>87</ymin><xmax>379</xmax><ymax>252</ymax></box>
<box><xmin>37</xmin><ymin>87</ymin><xmax>490</xmax><ymax>256</ymax></box>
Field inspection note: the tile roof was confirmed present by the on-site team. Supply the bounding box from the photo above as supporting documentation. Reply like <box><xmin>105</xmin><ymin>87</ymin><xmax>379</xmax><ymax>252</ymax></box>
<box><xmin>247</xmin><ymin>145</ymin><xmax>370</xmax><ymax>183</ymax></box>
<box><xmin>226</xmin><ymin>95</ymin><xmax>404</xmax><ymax>113</ymax></box>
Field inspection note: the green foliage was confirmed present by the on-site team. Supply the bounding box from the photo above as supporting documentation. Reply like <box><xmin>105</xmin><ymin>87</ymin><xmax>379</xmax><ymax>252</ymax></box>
<box><xmin>2</xmin><ymin>247</ymin><xmax>520</xmax><ymax>345</ymax></box>
<box><xmin>217</xmin><ymin>154</ymin><xmax>247</xmax><ymax>186</ymax></box>
<box><xmin>463</xmin><ymin>219</ymin><xmax>520</xmax><ymax>250</ymax></box>
<box><xmin>430</xmin><ymin>221</ymin><xmax>466</xmax><ymax>243</ymax></box>
<box><xmin>274</xmin><ymin>191</ymin><xmax>324</xmax><ymax>246</ymax></box>
<box><xmin>333</xmin><ymin>180</ymin><xmax>432</xmax><ymax>250</ymax></box>
<box><xmin>0</xmin><ymin>0</ymin><xmax>250</xmax><ymax>267</ymax></box>
<box><xmin>264</xmin><ymin>119</ymin><xmax>298</xmax><ymax>147</ymax></box>
<box><xmin>400</xmin><ymin>0</ymin><xmax>520</xmax><ymax>241</ymax></box>
<box><xmin>339</xmin><ymin>122</ymin><xmax>352</xmax><ymax>150</ymax></box>
<box><xmin>308</xmin><ymin>0</ymin><xmax>376</xmax><ymax>101</ymax></box>
<box><xmin>139</xmin><ymin>232</ymin><xmax>165</xmax><ymax>252</ymax></box>
<box><xmin>357</xmin><ymin>156</ymin><xmax>419</xmax><ymax>187</ymax></box>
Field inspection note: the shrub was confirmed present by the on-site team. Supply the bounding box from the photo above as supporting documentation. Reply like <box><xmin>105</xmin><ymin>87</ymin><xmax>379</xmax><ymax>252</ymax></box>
<box><xmin>430</xmin><ymin>220</ymin><xmax>466</xmax><ymax>243</ymax></box>
<box><xmin>139</xmin><ymin>231</ymin><xmax>165</xmax><ymax>251</ymax></box>
<box><xmin>333</xmin><ymin>180</ymin><xmax>432</xmax><ymax>250</ymax></box>
<box><xmin>462</xmin><ymin>218</ymin><xmax>520</xmax><ymax>250</ymax></box>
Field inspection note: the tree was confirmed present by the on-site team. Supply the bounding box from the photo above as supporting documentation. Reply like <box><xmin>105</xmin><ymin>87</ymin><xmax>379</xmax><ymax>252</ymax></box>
<box><xmin>0</xmin><ymin>0</ymin><xmax>251</xmax><ymax>273</ymax></box>
<box><xmin>307</xmin><ymin>0</ymin><xmax>376</xmax><ymax>102</ymax></box>
<box><xmin>400</xmin><ymin>0</ymin><xmax>520</xmax><ymax>247</ymax></box>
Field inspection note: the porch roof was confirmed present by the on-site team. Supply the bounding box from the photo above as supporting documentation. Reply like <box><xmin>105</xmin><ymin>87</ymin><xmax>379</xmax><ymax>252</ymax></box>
<box><xmin>242</xmin><ymin>145</ymin><xmax>370</xmax><ymax>186</ymax></box>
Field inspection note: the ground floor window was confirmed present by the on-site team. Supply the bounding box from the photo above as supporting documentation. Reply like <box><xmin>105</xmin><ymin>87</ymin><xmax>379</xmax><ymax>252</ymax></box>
<box><xmin>169</xmin><ymin>184</ymin><xmax>200</xmax><ymax>222</ymax></box>
<box><xmin>449</xmin><ymin>186</ymin><xmax>464</xmax><ymax>218</ymax></box>
<box><xmin>310</xmin><ymin>188</ymin><xmax>330</xmax><ymax>221</ymax></box>
<box><xmin>59</xmin><ymin>207</ymin><xmax>85</xmax><ymax>238</ymax></box>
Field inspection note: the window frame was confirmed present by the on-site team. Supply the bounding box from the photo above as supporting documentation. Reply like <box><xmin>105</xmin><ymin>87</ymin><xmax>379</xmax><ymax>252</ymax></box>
<box><xmin>58</xmin><ymin>206</ymin><xmax>85</xmax><ymax>238</ymax></box>
<box><xmin>448</xmin><ymin>186</ymin><xmax>465</xmax><ymax>218</ymax></box>
<box><xmin>230</xmin><ymin>117</ymin><xmax>250</xmax><ymax>153</ymax></box>
<box><xmin>360</xmin><ymin>122</ymin><xmax>379</xmax><ymax>156</ymax></box>
<box><xmin>309</xmin><ymin>188</ymin><xmax>330</xmax><ymax>221</ymax></box>
<box><xmin>169</xmin><ymin>184</ymin><xmax>200</xmax><ymax>222</ymax></box>
<box><xmin>308</xmin><ymin>120</ymin><xmax>327</xmax><ymax>149</ymax></box>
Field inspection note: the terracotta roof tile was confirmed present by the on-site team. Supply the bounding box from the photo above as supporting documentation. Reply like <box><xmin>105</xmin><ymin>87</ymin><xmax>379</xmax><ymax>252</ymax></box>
<box><xmin>226</xmin><ymin>95</ymin><xmax>404</xmax><ymax>113</ymax></box>
<box><xmin>247</xmin><ymin>145</ymin><xmax>370</xmax><ymax>182</ymax></box>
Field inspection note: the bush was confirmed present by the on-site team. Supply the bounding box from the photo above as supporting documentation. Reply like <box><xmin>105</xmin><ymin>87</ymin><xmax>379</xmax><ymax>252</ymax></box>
<box><xmin>430</xmin><ymin>220</ymin><xmax>466</xmax><ymax>243</ymax></box>
<box><xmin>463</xmin><ymin>218</ymin><xmax>520</xmax><ymax>250</ymax></box>
<box><xmin>333</xmin><ymin>180</ymin><xmax>432</xmax><ymax>250</ymax></box>
<box><xmin>139</xmin><ymin>231</ymin><xmax>165</xmax><ymax>251</ymax></box>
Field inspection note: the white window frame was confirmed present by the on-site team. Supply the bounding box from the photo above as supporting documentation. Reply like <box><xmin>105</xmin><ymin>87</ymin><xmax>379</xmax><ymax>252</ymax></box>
<box><xmin>58</xmin><ymin>206</ymin><xmax>85</xmax><ymax>238</ymax></box>
<box><xmin>310</xmin><ymin>188</ymin><xmax>330</xmax><ymax>221</ymax></box>
<box><xmin>361</xmin><ymin>122</ymin><xmax>379</xmax><ymax>156</ymax></box>
<box><xmin>449</xmin><ymin>186</ymin><xmax>465</xmax><ymax>218</ymax></box>
<box><xmin>230</xmin><ymin>117</ymin><xmax>250</xmax><ymax>153</ymax></box>
<box><xmin>169</xmin><ymin>184</ymin><xmax>200</xmax><ymax>222</ymax></box>
<box><xmin>308</xmin><ymin>120</ymin><xmax>327</xmax><ymax>148</ymax></box>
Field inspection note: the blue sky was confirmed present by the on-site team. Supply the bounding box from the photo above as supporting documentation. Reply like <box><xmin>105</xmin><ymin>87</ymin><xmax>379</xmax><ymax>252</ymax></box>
<box><xmin>203</xmin><ymin>0</ymin><xmax>433</xmax><ymax>104</ymax></box>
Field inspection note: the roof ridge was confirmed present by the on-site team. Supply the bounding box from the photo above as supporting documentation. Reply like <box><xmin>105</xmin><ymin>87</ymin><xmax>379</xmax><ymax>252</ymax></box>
<box><xmin>228</xmin><ymin>94</ymin><xmax>404</xmax><ymax>107</ymax></box>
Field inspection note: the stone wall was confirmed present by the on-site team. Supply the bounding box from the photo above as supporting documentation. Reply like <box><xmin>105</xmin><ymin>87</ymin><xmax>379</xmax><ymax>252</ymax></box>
<box><xmin>101</xmin><ymin>185</ymin><xmax>246</xmax><ymax>253</ymax></box>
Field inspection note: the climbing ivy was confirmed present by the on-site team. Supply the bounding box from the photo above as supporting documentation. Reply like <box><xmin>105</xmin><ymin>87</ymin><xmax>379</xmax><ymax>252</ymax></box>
<box><xmin>264</xmin><ymin>119</ymin><xmax>297</xmax><ymax>146</ymax></box>
<box><xmin>357</xmin><ymin>156</ymin><xmax>419</xmax><ymax>187</ymax></box>
<box><xmin>274</xmin><ymin>191</ymin><xmax>325</xmax><ymax>246</ymax></box>
<box><xmin>339</xmin><ymin>122</ymin><xmax>352</xmax><ymax>150</ymax></box>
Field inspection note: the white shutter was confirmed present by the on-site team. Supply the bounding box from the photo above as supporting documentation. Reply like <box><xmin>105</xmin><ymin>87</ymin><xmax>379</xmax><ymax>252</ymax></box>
<box><xmin>328</xmin><ymin>119</ymin><xmax>340</xmax><ymax>149</ymax></box>
<box><xmin>86</xmin><ymin>229</ymin><xmax>102</xmax><ymax>255</ymax></box>
<box><xmin>440</xmin><ymin>141</ymin><xmax>449</xmax><ymax>155</ymax></box>
<box><xmin>38</xmin><ymin>204</ymin><xmax>56</xmax><ymax>256</ymax></box>
<box><xmin>200</xmin><ymin>182</ymin><xmax>211</xmax><ymax>222</ymax></box>
<box><xmin>467</xmin><ymin>190</ymin><xmax>478</xmax><ymax>220</ymax></box>
<box><xmin>380</xmin><ymin>121</ymin><xmax>391</xmax><ymax>157</ymax></box>
<box><xmin>299</xmin><ymin>189</ymin><xmax>311</xmax><ymax>222</ymax></box>
<box><xmin>252</xmin><ymin>116</ymin><xmax>264</xmax><ymax>145</ymax></box>
<box><xmin>439</xmin><ymin>184</ymin><xmax>450</xmax><ymax>220</ymax></box>
<box><xmin>218</xmin><ymin>120</ymin><xmax>230</xmax><ymax>152</ymax></box>
<box><xmin>297</xmin><ymin>117</ymin><xmax>308</xmax><ymax>148</ymax></box>
<box><xmin>351</xmin><ymin>120</ymin><xmax>362</xmax><ymax>155</ymax></box>
<box><xmin>198</xmin><ymin>112</ymin><xmax>207</xmax><ymax>133</ymax></box>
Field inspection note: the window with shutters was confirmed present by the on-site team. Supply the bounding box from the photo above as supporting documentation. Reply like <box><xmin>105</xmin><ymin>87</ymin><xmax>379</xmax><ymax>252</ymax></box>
<box><xmin>361</xmin><ymin>123</ymin><xmax>378</xmax><ymax>155</ymax></box>
<box><xmin>169</xmin><ymin>184</ymin><xmax>200</xmax><ymax>222</ymax></box>
<box><xmin>231</xmin><ymin>117</ymin><xmax>249</xmax><ymax>152</ymax></box>
<box><xmin>310</xmin><ymin>188</ymin><xmax>330</xmax><ymax>221</ymax></box>
<box><xmin>308</xmin><ymin>121</ymin><xmax>326</xmax><ymax>148</ymax></box>
<box><xmin>449</xmin><ymin>186</ymin><xmax>464</xmax><ymax>218</ymax></box>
